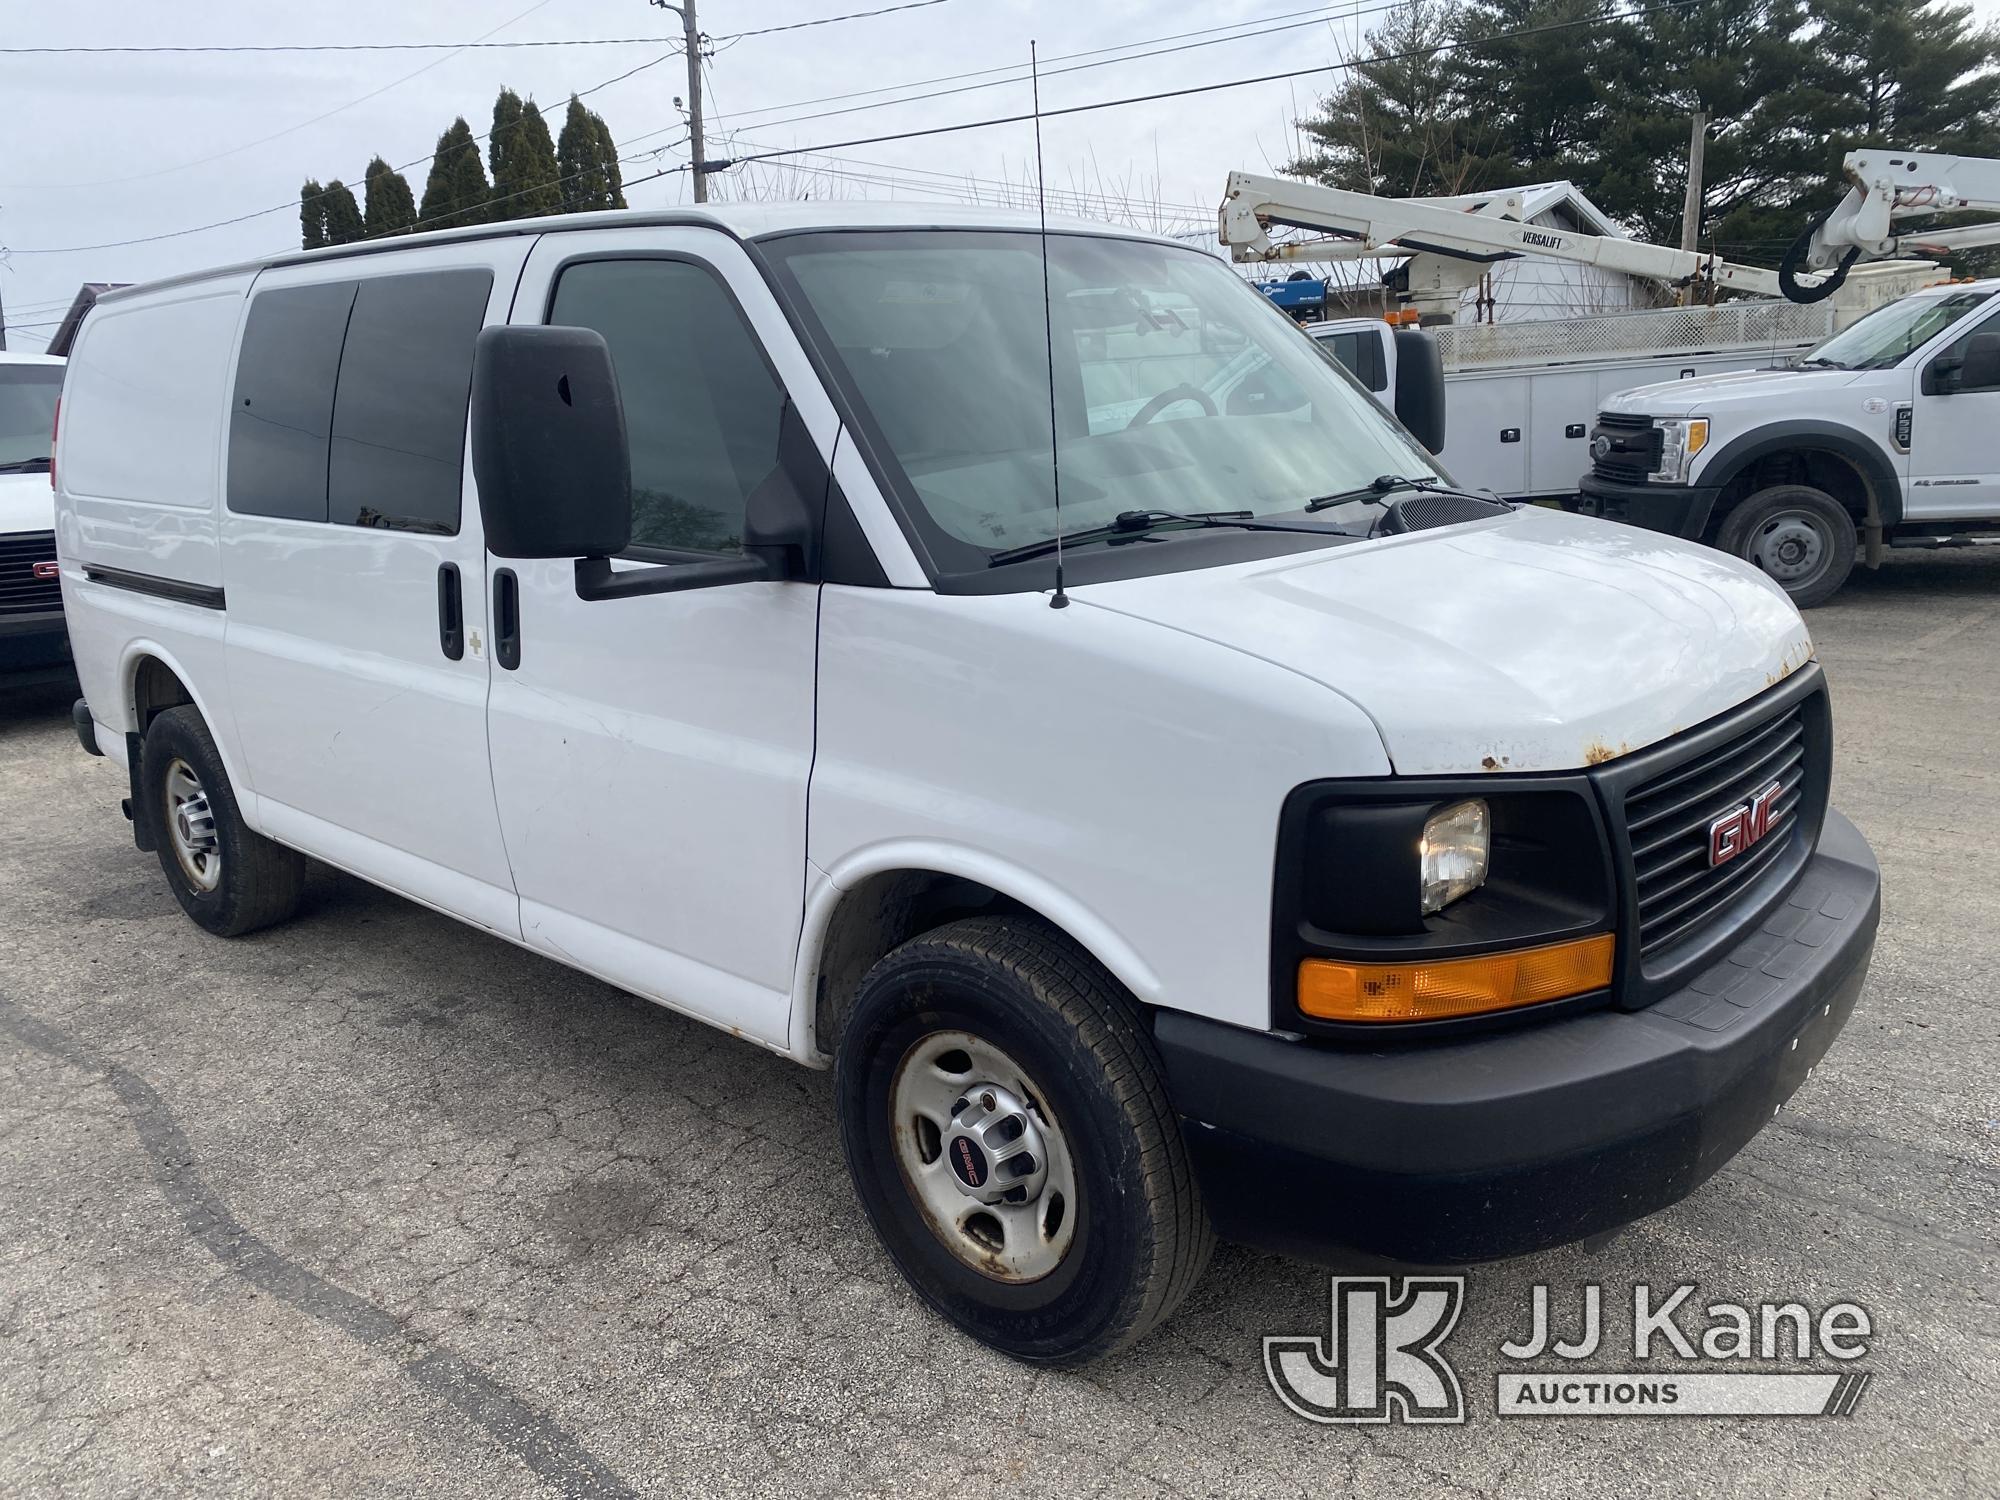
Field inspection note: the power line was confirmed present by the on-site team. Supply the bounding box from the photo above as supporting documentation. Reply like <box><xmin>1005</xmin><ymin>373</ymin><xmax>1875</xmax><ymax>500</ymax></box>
<box><xmin>718</xmin><ymin>0</ymin><xmax>963</xmax><ymax>41</ymax></box>
<box><xmin>0</xmin><ymin>0</ymin><xmax>560</xmax><ymax>192</ymax></box>
<box><xmin>5</xmin><ymin>2</ymin><xmax>1691</xmax><ymax>258</ymax></box>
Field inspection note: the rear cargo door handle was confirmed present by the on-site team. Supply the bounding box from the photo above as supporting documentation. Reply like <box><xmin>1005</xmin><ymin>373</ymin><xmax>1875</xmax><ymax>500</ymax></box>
<box><xmin>437</xmin><ymin>563</ymin><xmax>464</xmax><ymax>660</ymax></box>
<box><xmin>493</xmin><ymin>567</ymin><xmax>521</xmax><ymax>671</ymax></box>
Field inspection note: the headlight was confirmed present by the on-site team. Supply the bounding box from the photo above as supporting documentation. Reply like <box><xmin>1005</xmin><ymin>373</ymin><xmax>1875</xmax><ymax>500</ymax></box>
<box><xmin>1420</xmin><ymin>798</ymin><xmax>1489</xmax><ymax>914</ymax></box>
<box><xmin>1649</xmin><ymin>417</ymin><xmax>1710</xmax><ymax>483</ymax></box>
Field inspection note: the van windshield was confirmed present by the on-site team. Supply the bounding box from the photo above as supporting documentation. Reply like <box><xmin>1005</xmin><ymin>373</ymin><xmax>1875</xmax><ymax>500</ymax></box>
<box><xmin>760</xmin><ymin>230</ymin><xmax>1445</xmax><ymax>574</ymax></box>
<box><xmin>0</xmin><ymin>363</ymin><xmax>63</xmax><ymax>471</ymax></box>
<box><xmin>1801</xmin><ymin>288</ymin><xmax>1995</xmax><ymax>371</ymax></box>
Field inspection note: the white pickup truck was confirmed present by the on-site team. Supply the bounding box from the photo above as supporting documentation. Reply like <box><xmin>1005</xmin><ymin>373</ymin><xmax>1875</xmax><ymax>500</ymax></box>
<box><xmin>1577</xmin><ymin>277</ymin><xmax>2000</xmax><ymax>605</ymax></box>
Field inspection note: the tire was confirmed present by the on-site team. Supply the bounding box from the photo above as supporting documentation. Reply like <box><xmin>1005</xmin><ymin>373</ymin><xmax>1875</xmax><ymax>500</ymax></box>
<box><xmin>142</xmin><ymin>705</ymin><xmax>305</xmax><ymax>937</ymax></box>
<box><xmin>836</xmin><ymin>917</ymin><xmax>1213</xmax><ymax>1367</ymax></box>
<box><xmin>1715</xmin><ymin>483</ymin><xmax>1857</xmax><ymax>608</ymax></box>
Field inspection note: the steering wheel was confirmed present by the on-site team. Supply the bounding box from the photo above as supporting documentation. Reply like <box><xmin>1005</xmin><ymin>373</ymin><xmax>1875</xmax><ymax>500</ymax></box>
<box><xmin>1125</xmin><ymin>383</ymin><xmax>1218</xmax><ymax>429</ymax></box>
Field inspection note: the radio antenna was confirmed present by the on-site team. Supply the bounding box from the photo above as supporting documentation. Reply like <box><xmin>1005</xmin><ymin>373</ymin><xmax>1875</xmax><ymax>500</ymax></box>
<box><xmin>1030</xmin><ymin>40</ymin><xmax>1068</xmax><ymax>609</ymax></box>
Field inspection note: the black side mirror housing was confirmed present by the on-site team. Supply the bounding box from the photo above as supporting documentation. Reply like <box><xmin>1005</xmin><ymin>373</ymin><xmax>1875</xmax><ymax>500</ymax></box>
<box><xmin>471</xmin><ymin>325</ymin><xmax>632</xmax><ymax>559</ymax></box>
<box><xmin>1957</xmin><ymin>331</ymin><xmax>2000</xmax><ymax>392</ymax></box>
<box><xmin>1392</xmin><ymin>327</ymin><xmax>1448</xmax><ymax>454</ymax></box>
<box><xmin>742</xmin><ymin>400</ymin><xmax>829</xmax><ymax>581</ymax></box>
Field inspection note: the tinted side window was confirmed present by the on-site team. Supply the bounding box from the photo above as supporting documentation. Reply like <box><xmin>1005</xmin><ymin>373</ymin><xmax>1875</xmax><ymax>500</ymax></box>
<box><xmin>227</xmin><ymin>281</ymin><xmax>355</xmax><ymax>520</ymax></box>
<box><xmin>329</xmin><ymin>270</ymin><xmax>493</xmax><ymax>533</ymax></box>
<box><xmin>548</xmin><ymin>259</ymin><xmax>786</xmax><ymax>555</ymax></box>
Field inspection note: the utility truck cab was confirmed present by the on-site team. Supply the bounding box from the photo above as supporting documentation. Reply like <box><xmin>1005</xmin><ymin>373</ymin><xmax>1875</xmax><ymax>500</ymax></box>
<box><xmin>1581</xmin><ymin>278</ymin><xmax>2000</xmax><ymax>604</ymax></box>
<box><xmin>55</xmin><ymin>205</ymin><xmax>1879</xmax><ymax>1366</ymax></box>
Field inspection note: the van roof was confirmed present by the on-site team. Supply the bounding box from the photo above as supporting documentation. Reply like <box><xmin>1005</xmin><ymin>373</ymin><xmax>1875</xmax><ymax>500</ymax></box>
<box><xmin>0</xmin><ymin>350</ymin><xmax>65</xmax><ymax>366</ymax></box>
<box><xmin>94</xmin><ymin>201</ymin><xmax>1195</xmax><ymax>306</ymax></box>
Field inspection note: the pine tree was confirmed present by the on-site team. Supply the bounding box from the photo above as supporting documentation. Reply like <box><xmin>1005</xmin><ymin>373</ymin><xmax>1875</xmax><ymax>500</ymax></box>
<box><xmin>489</xmin><ymin>88</ymin><xmax>563</xmax><ymax>220</ymax></box>
<box><xmin>556</xmin><ymin>96</ymin><xmax>626</xmax><ymax>213</ymax></box>
<box><xmin>300</xmin><ymin>179</ymin><xmax>329</xmax><ymax>250</ymax></box>
<box><xmin>1589</xmin><ymin>0</ymin><xmax>1820</xmax><ymax>247</ymax></box>
<box><xmin>363</xmin><ymin>156</ymin><xmax>417</xmax><ymax>237</ymax></box>
<box><xmin>418</xmin><ymin>117</ymin><xmax>490</xmax><ymax>231</ymax></box>
<box><xmin>321</xmin><ymin>180</ymin><xmax>364</xmax><ymax>245</ymax></box>
<box><xmin>1454</xmin><ymin>0</ymin><xmax>1617</xmax><ymax>183</ymax></box>
<box><xmin>1287</xmin><ymin>0</ymin><xmax>1510</xmax><ymax>197</ymax></box>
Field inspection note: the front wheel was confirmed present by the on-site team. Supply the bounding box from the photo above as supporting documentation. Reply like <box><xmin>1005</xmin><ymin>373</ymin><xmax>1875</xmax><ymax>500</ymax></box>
<box><xmin>1715</xmin><ymin>484</ymin><xmax>1857</xmax><ymax>608</ymax></box>
<box><xmin>836</xmin><ymin>918</ymin><xmax>1213</xmax><ymax>1366</ymax></box>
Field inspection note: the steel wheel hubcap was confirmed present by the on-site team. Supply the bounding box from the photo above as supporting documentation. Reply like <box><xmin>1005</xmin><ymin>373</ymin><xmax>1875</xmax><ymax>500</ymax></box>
<box><xmin>889</xmin><ymin>1031</ymin><xmax>1078</xmax><ymax>1283</ymax></box>
<box><xmin>164</xmin><ymin>758</ymin><xmax>222</xmax><ymax>892</ymax></box>
<box><xmin>1751</xmin><ymin>512</ymin><xmax>1827</xmax><ymax>584</ymax></box>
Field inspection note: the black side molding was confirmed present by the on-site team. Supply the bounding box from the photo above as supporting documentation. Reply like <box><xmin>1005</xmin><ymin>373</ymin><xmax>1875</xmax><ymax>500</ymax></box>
<box><xmin>81</xmin><ymin>565</ymin><xmax>226</xmax><ymax>611</ymax></box>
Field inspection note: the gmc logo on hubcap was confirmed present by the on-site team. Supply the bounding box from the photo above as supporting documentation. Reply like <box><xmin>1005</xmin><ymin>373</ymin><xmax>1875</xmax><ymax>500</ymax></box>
<box><xmin>1709</xmin><ymin>781</ymin><xmax>1784</xmax><ymax>868</ymax></box>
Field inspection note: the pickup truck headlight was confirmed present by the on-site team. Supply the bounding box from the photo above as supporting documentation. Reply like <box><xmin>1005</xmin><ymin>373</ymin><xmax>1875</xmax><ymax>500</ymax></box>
<box><xmin>1650</xmin><ymin>417</ymin><xmax>1710</xmax><ymax>483</ymax></box>
<box><xmin>1420</xmin><ymin>798</ymin><xmax>1488</xmax><ymax>914</ymax></box>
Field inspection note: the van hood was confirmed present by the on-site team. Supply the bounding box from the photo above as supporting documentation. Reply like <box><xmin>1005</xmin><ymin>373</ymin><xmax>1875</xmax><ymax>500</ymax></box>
<box><xmin>0</xmin><ymin>470</ymin><xmax>55</xmax><ymax>537</ymax></box>
<box><xmin>1602</xmin><ymin>365</ymin><xmax>1868</xmax><ymax>417</ymax></box>
<box><xmin>1070</xmin><ymin>506</ymin><xmax>1812</xmax><ymax>775</ymax></box>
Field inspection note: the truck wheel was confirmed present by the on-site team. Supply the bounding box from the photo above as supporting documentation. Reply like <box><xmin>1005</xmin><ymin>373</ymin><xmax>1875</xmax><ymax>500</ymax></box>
<box><xmin>142</xmin><ymin>705</ymin><xmax>305</xmax><ymax>937</ymax></box>
<box><xmin>1715</xmin><ymin>484</ymin><xmax>1856</xmax><ymax>608</ymax></box>
<box><xmin>835</xmin><ymin>917</ymin><xmax>1213</xmax><ymax>1366</ymax></box>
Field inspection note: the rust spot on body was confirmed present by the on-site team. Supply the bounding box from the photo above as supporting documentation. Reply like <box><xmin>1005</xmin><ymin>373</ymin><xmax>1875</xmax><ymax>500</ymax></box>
<box><xmin>1481</xmin><ymin>754</ymin><xmax>1508</xmax><ymax>771</ymax></box>
<box><xmin>1583</xmin><ymin>740</ymin><xmax>1629</xmax><ymax>766</ymax></box>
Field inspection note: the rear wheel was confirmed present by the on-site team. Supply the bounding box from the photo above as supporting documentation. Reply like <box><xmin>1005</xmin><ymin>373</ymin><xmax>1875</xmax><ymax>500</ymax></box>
<box><xmin>1716</xmin><ymin>483</ymin><xmax>1856</xmax><ymax>608</ymax></box>
<box><xmin>836</xmin><ymin>918</ymin><xmax>1213</xmax><ymax>1366</ymax></box>
<box><xmin>143</xmin><ymin>705</ymin><xmax>305</xmax><ymax>937</ymax></box>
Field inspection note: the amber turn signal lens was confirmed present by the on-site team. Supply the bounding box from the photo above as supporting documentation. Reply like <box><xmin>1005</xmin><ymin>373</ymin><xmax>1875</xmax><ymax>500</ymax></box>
<box><xmin>1297</xmin><ymin>933</ymin><xmax>1615</xmax><ymax>1023</ymax></box>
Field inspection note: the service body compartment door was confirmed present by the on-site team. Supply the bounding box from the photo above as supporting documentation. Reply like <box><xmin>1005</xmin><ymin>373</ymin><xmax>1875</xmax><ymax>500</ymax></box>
<box><xmin>483</xmin><ymin>228</ymin><xmax>831</xmax><ymax>1047</ymax></box>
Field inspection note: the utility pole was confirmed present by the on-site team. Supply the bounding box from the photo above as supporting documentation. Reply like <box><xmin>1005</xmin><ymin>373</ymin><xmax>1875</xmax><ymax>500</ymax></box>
<box><xmin>1677</xmin><ymin>111</ymin><xmax>1708</xmax><ymax>306</ymax></box>
<box><xmin>652</xmin><ymin>0</ymin><xmax>707</xmax><ymax>202</ymax></box>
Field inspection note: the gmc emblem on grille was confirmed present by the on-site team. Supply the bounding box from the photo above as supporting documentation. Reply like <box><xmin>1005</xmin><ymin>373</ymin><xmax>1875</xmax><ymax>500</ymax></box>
<box><xmin>1709</xmin><ymin>781</ymin><xmax>1784</xmax><ymax>868</ymax></box>
<box><xmin>32</xmin><ymin>561</ymin><xmax>60</xmax><ymax>580</ymax></box>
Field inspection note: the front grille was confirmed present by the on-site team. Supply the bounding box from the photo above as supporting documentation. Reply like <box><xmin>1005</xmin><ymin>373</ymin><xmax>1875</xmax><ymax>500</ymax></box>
<box><xmin>1624</xmin><ymin>700</ymin><xmax>1811</xmax><ymax>956</ymax></box>
<box><xmin>0</xmin><ymin>531</ymin><xmax>62</xmax><ymax>617</ymax></box>
<box><xmin>1590</xmin><ymin>412</ymin><xmax>1662</xmax><ymax>485</ymax></box>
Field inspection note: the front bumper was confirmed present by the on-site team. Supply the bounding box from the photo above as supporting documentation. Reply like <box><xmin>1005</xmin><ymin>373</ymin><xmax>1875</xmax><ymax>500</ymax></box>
<box><xmin>1156</xmin><ymin>807</ymin><xmax>1879</xmax><ymax>1265</ymax></box>
<box><xmin>1576</xmin><ymin>472</ymin><xmax>1721</xmax><ymax>540</ymax></box>
<box><xmin>0</xmin><ymin>609</ymin><xmax>73</xmax><ymax>682</ymax></box>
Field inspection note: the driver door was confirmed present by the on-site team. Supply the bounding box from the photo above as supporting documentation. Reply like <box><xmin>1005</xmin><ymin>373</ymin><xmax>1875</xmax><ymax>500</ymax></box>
<box><xmin>1909</xmin><ymin>307</ymin><xmax>2000</xmax><ymax>520</ymax></box>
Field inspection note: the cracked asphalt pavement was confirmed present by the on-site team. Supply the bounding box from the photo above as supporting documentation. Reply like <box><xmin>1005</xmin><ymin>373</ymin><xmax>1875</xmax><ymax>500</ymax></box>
<box><xmin>3</xmin><ymin>548</ymin><xmax>1997</xmax><ymax>1498</ymax></box>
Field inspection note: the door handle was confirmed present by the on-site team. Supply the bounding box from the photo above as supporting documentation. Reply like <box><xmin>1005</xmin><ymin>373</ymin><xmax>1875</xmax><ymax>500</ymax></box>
<box><xmin>437</xmin><ymin>563</ymin><xmax>464</xmax><ymax>660</ymax></box>
<box><xmin>494</xmin><ymin>567</ymin><xmax>521</xmax><ymax>671</ymax></box>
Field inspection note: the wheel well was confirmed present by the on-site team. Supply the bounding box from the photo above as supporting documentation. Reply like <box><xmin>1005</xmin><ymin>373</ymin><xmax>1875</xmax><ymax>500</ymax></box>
<box><xmin>1708</xmin><ymin>448</ymin><xmax>1873</xmax><ymax>539</ymax></box>
<box><xmin>812</xmin><ymin>871</ymin><xmax>1032</xmax><ymax>1055</ymax></box>
<box><xmin>130</xmin><ymin>655</ymin><xmax>194</xmax><ymax>733</ymax></box>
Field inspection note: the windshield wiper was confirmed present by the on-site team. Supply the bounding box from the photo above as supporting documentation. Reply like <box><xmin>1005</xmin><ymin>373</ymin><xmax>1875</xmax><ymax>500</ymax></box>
<box><xmin>1795</xmin><ymin>357</ymin><xmax>1846</xmax><ymax>370</ymax></box>
<box><xmin>1303</xmin><ymin>474</ymin><xmax>1491</xmax><ymax>513</ymax></box>
<box><xmin>0</xmin><ymin>457</ymin><xmax>51</xmax><ymax>474</ymax></box>
<box><xmin>987</xmin><ymin>508</ymin><xmax>1347</xmax><ymax>566</ymax></box>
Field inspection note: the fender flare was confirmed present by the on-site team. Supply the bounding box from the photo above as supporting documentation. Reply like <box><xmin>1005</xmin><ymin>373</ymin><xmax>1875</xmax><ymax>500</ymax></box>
<box><xmin>1697</xmin><ymin>419</ymin><xmax>1903</xmax><ymax>529</ymax></box>
<box><xmin>787</xmin><ymin>840</ymin><xmax>1165</xmax><ymax>1063</ymax></box>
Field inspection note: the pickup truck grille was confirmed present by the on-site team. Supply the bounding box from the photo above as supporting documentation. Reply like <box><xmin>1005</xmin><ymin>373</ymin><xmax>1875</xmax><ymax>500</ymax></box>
<box><xmin>1622</xmin><ymin>696</ymin><xmax>1817</xmax><ymax>958</ymax></box>
<box><xmin>0</xmin><ymin>531</ymin><xmax>62</xmax><ymax>617</ymax></box>
<box><xmin>1589</xmin><ymin>412</ymin><xmax>1662</xmax><ymax>485</ymax></box>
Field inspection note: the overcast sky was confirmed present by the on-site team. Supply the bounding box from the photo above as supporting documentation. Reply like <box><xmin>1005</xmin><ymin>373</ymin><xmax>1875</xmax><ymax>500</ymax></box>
<box><xmin>5</xmin><ymin>0</ymin><xmax>1998</xmax><ymax>345</ymax></box>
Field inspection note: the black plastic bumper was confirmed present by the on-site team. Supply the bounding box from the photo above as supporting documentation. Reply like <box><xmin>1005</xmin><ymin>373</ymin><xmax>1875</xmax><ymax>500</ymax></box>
<box><xmin>0</xmin><ymin>610</ymin><xmax>73</xmax><ymax>681</ymax></box>
<box><xmin>1576</xmin><ymin>473</ymin><xmax>1721</xmax><ymax>539</ymax></box>
<box><xmin>1155</xmin><ymin>808</ymin><xmax>1880</xmax><ymax>1265</ymax></box>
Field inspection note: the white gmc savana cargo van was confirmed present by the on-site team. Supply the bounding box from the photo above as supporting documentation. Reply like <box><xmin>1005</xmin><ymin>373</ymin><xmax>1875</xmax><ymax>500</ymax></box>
<box><xmin>54</xmin><ymin>205</ymin><xmax>1881</xmax><ymax>1365</ymax></box>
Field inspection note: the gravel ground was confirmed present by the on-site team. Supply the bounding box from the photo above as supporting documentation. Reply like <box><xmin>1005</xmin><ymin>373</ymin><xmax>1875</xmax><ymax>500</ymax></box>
<box><xmin>2</xmin><ymin>547</ymin><xmax>1995</xmax><ymax>1499</ymax></box>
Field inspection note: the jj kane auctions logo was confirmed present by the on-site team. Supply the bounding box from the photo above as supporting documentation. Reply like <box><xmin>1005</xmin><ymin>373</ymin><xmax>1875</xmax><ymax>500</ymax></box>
<box><xmin>1266</xmin><ymin>1279</ymin><xmax>1874</xmax><ymax>1423</ymax></box>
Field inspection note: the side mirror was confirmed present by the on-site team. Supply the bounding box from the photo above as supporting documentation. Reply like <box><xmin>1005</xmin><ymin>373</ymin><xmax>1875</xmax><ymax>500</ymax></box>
<box><xmin>470</xmin><ymin>325</ymin><xmax>632</xmax><ymax>559</ymax></box>
<box><xmin>1957</xmin><ymin>331</ymin><xmax>2000</xmax><ymax>392</ymax></box>
<box><xmin>1392</xmin><ymin>327</ymin><xmax>1447</xmax><ymax>454</ymax></box>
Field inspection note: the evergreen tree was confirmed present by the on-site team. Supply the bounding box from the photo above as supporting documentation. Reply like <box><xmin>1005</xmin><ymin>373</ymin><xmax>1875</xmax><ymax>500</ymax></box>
<box><xmin>556</xmin><ymin>96</ymin><xmax>626</xmax><ymax>212</ymax></box>
<box><xmin>362</xmin><ymin>156</ymin><xmax>417</xmax><ymax>237</ymax></box>
<box><xmin>1287</xmin><ymin>0</ymin><xmax>1510</xmax><ymax>197</ymax></box>
<box><xmin>418</xmin><ymin>117</ymin><xmax>489</xmax><ymax>231</ymax></box>
<box><xmin>320</xmin><ymin>180</ymin><xmax>364</xmax><ymax>245</ymax></box>
<box><xmin>1454</xmin><ymin>0</ymin><xmax>1618</xmax><ymax>183</ymax></box>
<box><xmin>1588</xmin><ymin>0</ymin><xmax>1820</xmax><ymax>247</ymax></box>
<box><xmin>488</xmin><ymin>88</ymin><xmax>563</xmax><ymax>220</ymax></box>
<box><xmin>300</xmin><ymin>179</ymin><xmax>328</xmax><ymax>250</ymax></box>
